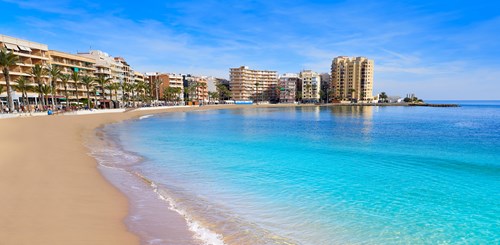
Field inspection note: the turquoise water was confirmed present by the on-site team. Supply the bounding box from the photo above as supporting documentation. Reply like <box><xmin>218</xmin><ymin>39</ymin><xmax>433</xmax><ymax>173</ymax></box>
<box><xmin>104</xmin><ymin>102</ymin><xmax>500</xmax><ymax>244</ymax></box>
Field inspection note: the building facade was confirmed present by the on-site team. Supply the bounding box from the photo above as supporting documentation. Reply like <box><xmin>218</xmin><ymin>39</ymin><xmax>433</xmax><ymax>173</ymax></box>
<box><xmin>78</xmin><ymin>50</ymin><xmax>132</xmax><ymax>106</ymax></box>
<box><xmin>300</xmin><ymin>70</ymin><xmax>321</xmax><ymax>103</ymax></box>
<box><xmin>331</xmin><ymin>56</ymin><xmax>374</xmax><ymax>101</ymax></box>
<box><xmin>278</xmin><ymin>73</ymin><xmax>298</xmax><ymax>103</ymax></box>
<box><xmin>229</xmin><ymin>66</ymin><xmax>278</xmax><ymax>102</ymax></box>
<box><xmin>48</xmin><ymin>50</ymin><xmax>96</xmax><ymax>103</ymax></box>
<box><xmin>145</xmin><ymin>72</ymin><xmax>170</xmax><ymax>101</ymax></box>
<box><xmin>0</xmin><ymin>34</ymin><xmax>49</xmax><ymax>107</ymax></box>
<box><xmin>183</xmin><ymin>75</ymin><xmax>208</xmax><ymax>103</ymax></box>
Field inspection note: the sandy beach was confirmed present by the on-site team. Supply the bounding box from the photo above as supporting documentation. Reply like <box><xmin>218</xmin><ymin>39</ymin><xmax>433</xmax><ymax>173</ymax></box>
<box><xmin>0</xmin><ymin>104</ymin><xmax>299</xmax><ymax>244</ymax></box>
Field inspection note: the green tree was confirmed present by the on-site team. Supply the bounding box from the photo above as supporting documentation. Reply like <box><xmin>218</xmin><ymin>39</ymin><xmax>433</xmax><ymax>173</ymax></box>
<box><xmin>216</xmin><ymin>84</ymin><xmax>231</xmax><ymax>101</ymax></box>
<box><xmin>46</xmin><ymin>64</ymin><xmax>61</xmax><ymax>109</ymax></box>
<box><xmin>379</xmin><ymin>92</ymin><xmax>388</xmax><ymax>103</ymax></box>
<box><xmin>80</xmin><ymin>75</ymin><xmax>95</xmax><ymax>109</ymax></box>
<box><xmin>186</xmin><ymin>82</ymin><xmax>198</xmax><ymax>102</ymax></box>
<box><xmin>13</xmin><ymin>77</ymin><xmax>33</xmax><ymax>112</ymax></box>
<box><xmin>60</xmin><ymin>74</ymin><xmax>71</xmax><ymax>109</ymax></box>
<box><xmin>95</xmin><ymin>75</ymin><xmax>112</xmax><ymax>102</ymax></box>
<box><xmin>71</xmin><ymin>71</ymin><xmax>80</xmax><ymax>105</ymax></box>
<box><xmin>135</xmin><ymin>81</ymin><xmax>147</xmax><ymax>105</ymax></box>
<box><xmin>172</xmin><ymin>87</ymin><xmax>182</xmax><ymax>103</ymax></box>
<box><xmin>154</xmin><ymin>78</ymin><xmax>163</xmax><ymax>102</ymax></box>
<box><xmin>121</xmin><ymin>81</ymin><xmax>130</xmax><ymax>105</ymax></box>
<box><xmin>109</xmin><ymin>83</ymin><xmax>120</xmax><ymax>107</ymax></box>
<box><xmin>40</xmin><ymin>84</ymin><xmax>52</xmax><ymax>106</ymax></box>
<box><xmin>0</xmin><ymin>48</ymin><xmax>19</xmax><ymax>112</ymax></box>
<box><xmin>31</xmin><ymin>64</ymin><xmax>47</xmax><ymax>109</ymax></box>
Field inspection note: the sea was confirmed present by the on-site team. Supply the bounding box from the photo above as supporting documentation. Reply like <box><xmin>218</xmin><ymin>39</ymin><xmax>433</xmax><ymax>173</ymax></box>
<box><xmin>89</xmin><ymin>101</ymin><xmax>500</xmax><ymax>245</ymax></box>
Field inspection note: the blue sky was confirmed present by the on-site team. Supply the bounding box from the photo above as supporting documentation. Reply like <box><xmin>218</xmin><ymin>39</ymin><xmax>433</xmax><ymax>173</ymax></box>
<box><xmin>1</xmin><ymin>0</ymin><xmax>499</xmax><ymax>99</ymax></box>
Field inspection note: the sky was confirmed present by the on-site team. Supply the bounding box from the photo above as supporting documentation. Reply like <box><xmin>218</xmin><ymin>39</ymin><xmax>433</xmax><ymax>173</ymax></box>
<box><xmin>1</xmin><ymin>0</ymin><xmax>499</xmax><ymax>99</ymax></box>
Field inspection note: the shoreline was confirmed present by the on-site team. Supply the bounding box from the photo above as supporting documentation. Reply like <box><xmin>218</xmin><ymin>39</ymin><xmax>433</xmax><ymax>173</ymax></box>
<box><xmin>0</xmin><ymin>104</ymin><xmax>305</xmax><ymax>244</ymax></box>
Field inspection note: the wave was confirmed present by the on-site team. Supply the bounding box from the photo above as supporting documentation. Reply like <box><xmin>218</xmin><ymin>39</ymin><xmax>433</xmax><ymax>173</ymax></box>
<box><xmin>86</xmin><ymin>126</ymin><xmax>226</xmax><ymax>245</ymax></box>
<box><xmin>139</xmin><ymin>114</ymin><xmax>154</xmax><ymax>120</ymax></box>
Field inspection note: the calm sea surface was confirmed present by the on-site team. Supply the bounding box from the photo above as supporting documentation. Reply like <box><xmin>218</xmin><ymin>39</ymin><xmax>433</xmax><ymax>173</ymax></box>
<box><xmin>100</xmin><ymin>101</ymin><xmax>500</xmax><ymax>244</ymax></box>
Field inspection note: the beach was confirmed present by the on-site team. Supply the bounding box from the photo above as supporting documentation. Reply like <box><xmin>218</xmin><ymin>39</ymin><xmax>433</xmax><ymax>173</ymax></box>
<box><xmin>0</xmin><ymin>104</ymin><xmax>297</xmax><ymax>244</ymax></box>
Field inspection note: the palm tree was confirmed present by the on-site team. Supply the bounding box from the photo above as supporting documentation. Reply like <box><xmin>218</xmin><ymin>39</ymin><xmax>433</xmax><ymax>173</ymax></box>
<box><xmin>108</xmin><ymin>83</ymin><xmax>120</xmax><ymax>108</ymax></box>
<box><xmin>0</xmin><ymin>48</ymin><xmax>19</xmax><ymax>112</ymax></box>
<box><xmin>13</xmin><ymin>77</ymin><xmax>32</xmax><ymax>112</ymax></box>
<box><xmin>112</xmin><ymin>83</ymin><xmax>120</xmax><ymax>106</ymax></box>
<box><xmin>143</xmin><ymin>82</ymin><xmax>152</xmax><ymax>104</ymax></box>
<box><xmin>94</xmin><ymin>75</ymin><xmax>111</xmax><ymax>103</ymax></box>
<box><xmin>59</xmin><ymin>74</ymin><xmax>71</xmax><ymax>109</ymax></box>
<box><xmin>379</xmin><ymin>92</ymin><xmax>388</xmax><ymax>103</ymax></box>
<box><xmin>187</xmin><ymin>82</ymin><xmax>198</xmax><ymax>102</ymax></box>
<box><xmin>130</xmin><ymin>82</ymin><xmax>138</xmax><ymax>107</ymax></box>
<box><xmin>154</xmin><ymin>78</ymin><xmax>163</xmax><ymax>102</ymax></box>
<box><xmin>31</xmin><ymin>64</ymin><xmax>47</xmax><ymax>109</ymax></box>
<box><xmin>121</xmin><ymin>81</ymin><xmax>130</xmax><ymax>106</ymax></box>
<box><xmin>40</xmin><ymin>84</ymin><xmax>52</xmax><ymax>106</ymax></box>
<box><xmin>80</xmin><ymin>75</ymin><xmax>95</xmax><ymax>109</ymax></box>
<box><xmin>46</xmin><ymin>64</ymin><xmax>61</xmax><ymax>109</ymax></box>
<box><xmin>135</xmin><ymin>81</ymin><xmax>147</xmax><ymax>105</ymax></box>
<box><xmin>71</xmin><ymin>71</ymin><xmax>80</xmax><ymax>106</ymax></box>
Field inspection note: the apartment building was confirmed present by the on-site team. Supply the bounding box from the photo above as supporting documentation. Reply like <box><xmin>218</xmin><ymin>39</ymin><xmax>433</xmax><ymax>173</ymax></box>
<box><xmin>48</xmin><ymin>50</ymin><xmax>96</xmax><ymax>103</ymax></box>
<box><xmin>278</xmin><ymin>73</ymin><xmax>299</xmax><ymax>103</ymax></box>
<box><xmin>134</xmin><ymin>71</ymin><xmax>145</xmax><ymax>83</ymax></box>
<box><xmin>78</xmin><ymin>50</ymin><xmax>129</xmax><ymax>106</ymax></box>
<box><xmin>300</xmin><ymin>70</ymin><xmax>321</xmax><ymax>103</ymax></box>
<box><xmin>145</xmin><ymin>72</ymin><xmax>170</xmax><ymax>100</ymax></box>
<box><xmin>167</xmin><ymin>73</ymin><xmax>184</xmax><ymax>102</ymax></box>
<box><xmin>183</xmin><ymin>75</ymin><xmax>208</xmax><ymax>103</ymax></box>
<box><xmin>0</xmin><ymin>34</ymin><xmax>49</xmax><ymax>106</ymax></box>
<box><xmin>229</xmin><ymin>66</ymin><xmax>278</xmax><ymax>102</ymax></box>
<box><xmin>331</xmin><ymin>56</ymin><xmax>374</xmax><ymax>101</ymax></box>
<box><xmin>114</xmin><ymin>57</ymin><xmax>134</xmax><ymax>100</ymax></box>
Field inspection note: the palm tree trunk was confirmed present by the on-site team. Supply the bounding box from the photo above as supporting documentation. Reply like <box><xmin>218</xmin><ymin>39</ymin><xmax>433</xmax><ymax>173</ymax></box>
<box><xmin>101</xmin><ymin>87</ymin><xmax>105</xmax><ymax>108</ymax></box>
<box><xmin>51</xmin><ymin>80</ymin><xmax>55</xmax><ymax>109</ymax></box>
<box><xmin>39</xmin><ymin>85</ymin><xmax>45</xmax><ymax>108</ymax></box>
<box><xmin>86</xmin><ymin>88</ymin><xmax>90</xmax><ymax>109</ymax></box>
<box><xmin>132</xmin><ymin>91</ymin><xmax>136</xmax><ymax>107</ymax></box>
<box><xmin>75</xmin><ymin>86</ymin><xmax>79</xmax><ymax>105</ymax></box>
<box><xmin>3</xmin><ymin>69</ymin><xmax>14</xmax><ymax>112</ymax></box>
<box><xmin>64</xmin><ymin>87</ymin><xmax>68</xmax><ymax>110</ymax></box>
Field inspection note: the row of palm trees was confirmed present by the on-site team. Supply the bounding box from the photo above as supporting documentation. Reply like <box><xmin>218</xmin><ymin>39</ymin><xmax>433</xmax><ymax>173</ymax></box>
<box><xmin>1</xmin><ymin>47</ymin><xmax>158</xmax><ymax>112</ymax></box>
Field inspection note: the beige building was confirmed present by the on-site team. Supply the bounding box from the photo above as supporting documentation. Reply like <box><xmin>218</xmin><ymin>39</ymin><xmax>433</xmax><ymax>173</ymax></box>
<box><xmin>230</xmin><ymin>66</ymin><xmax>277</xmax><ymax>102</ymax></box>
<box><xmin>331</xmin><ymin>56</ymin><xmax>374</xmax><ymax>101</ymax></box>
<box><xmin>78</xmin><ymin>50</ymin><xmax>131</xmax><ymax>106</ymax></box>
<box><xmin>0</xmin><ymin>34</ymin><xmax>49</xmax><ymax>106</ymax></box>
<box><xmin>300</xmin><ymin>70</ymin><xmax>321</xmax><ymax>103</ymax></box>
<box><xmin>48</xmin><ymin>50</ymin><xmax>96</xmax><ymax>102</ymax></box>
<box><xmin>134</xmin><ymin>71</ymin><xmax>145</xmax><ymax>83</ymax></box>
<box><xmin>184</xmin><ymin>75</ymin><xmax>208</xmax><ymax>103</ymax></box>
